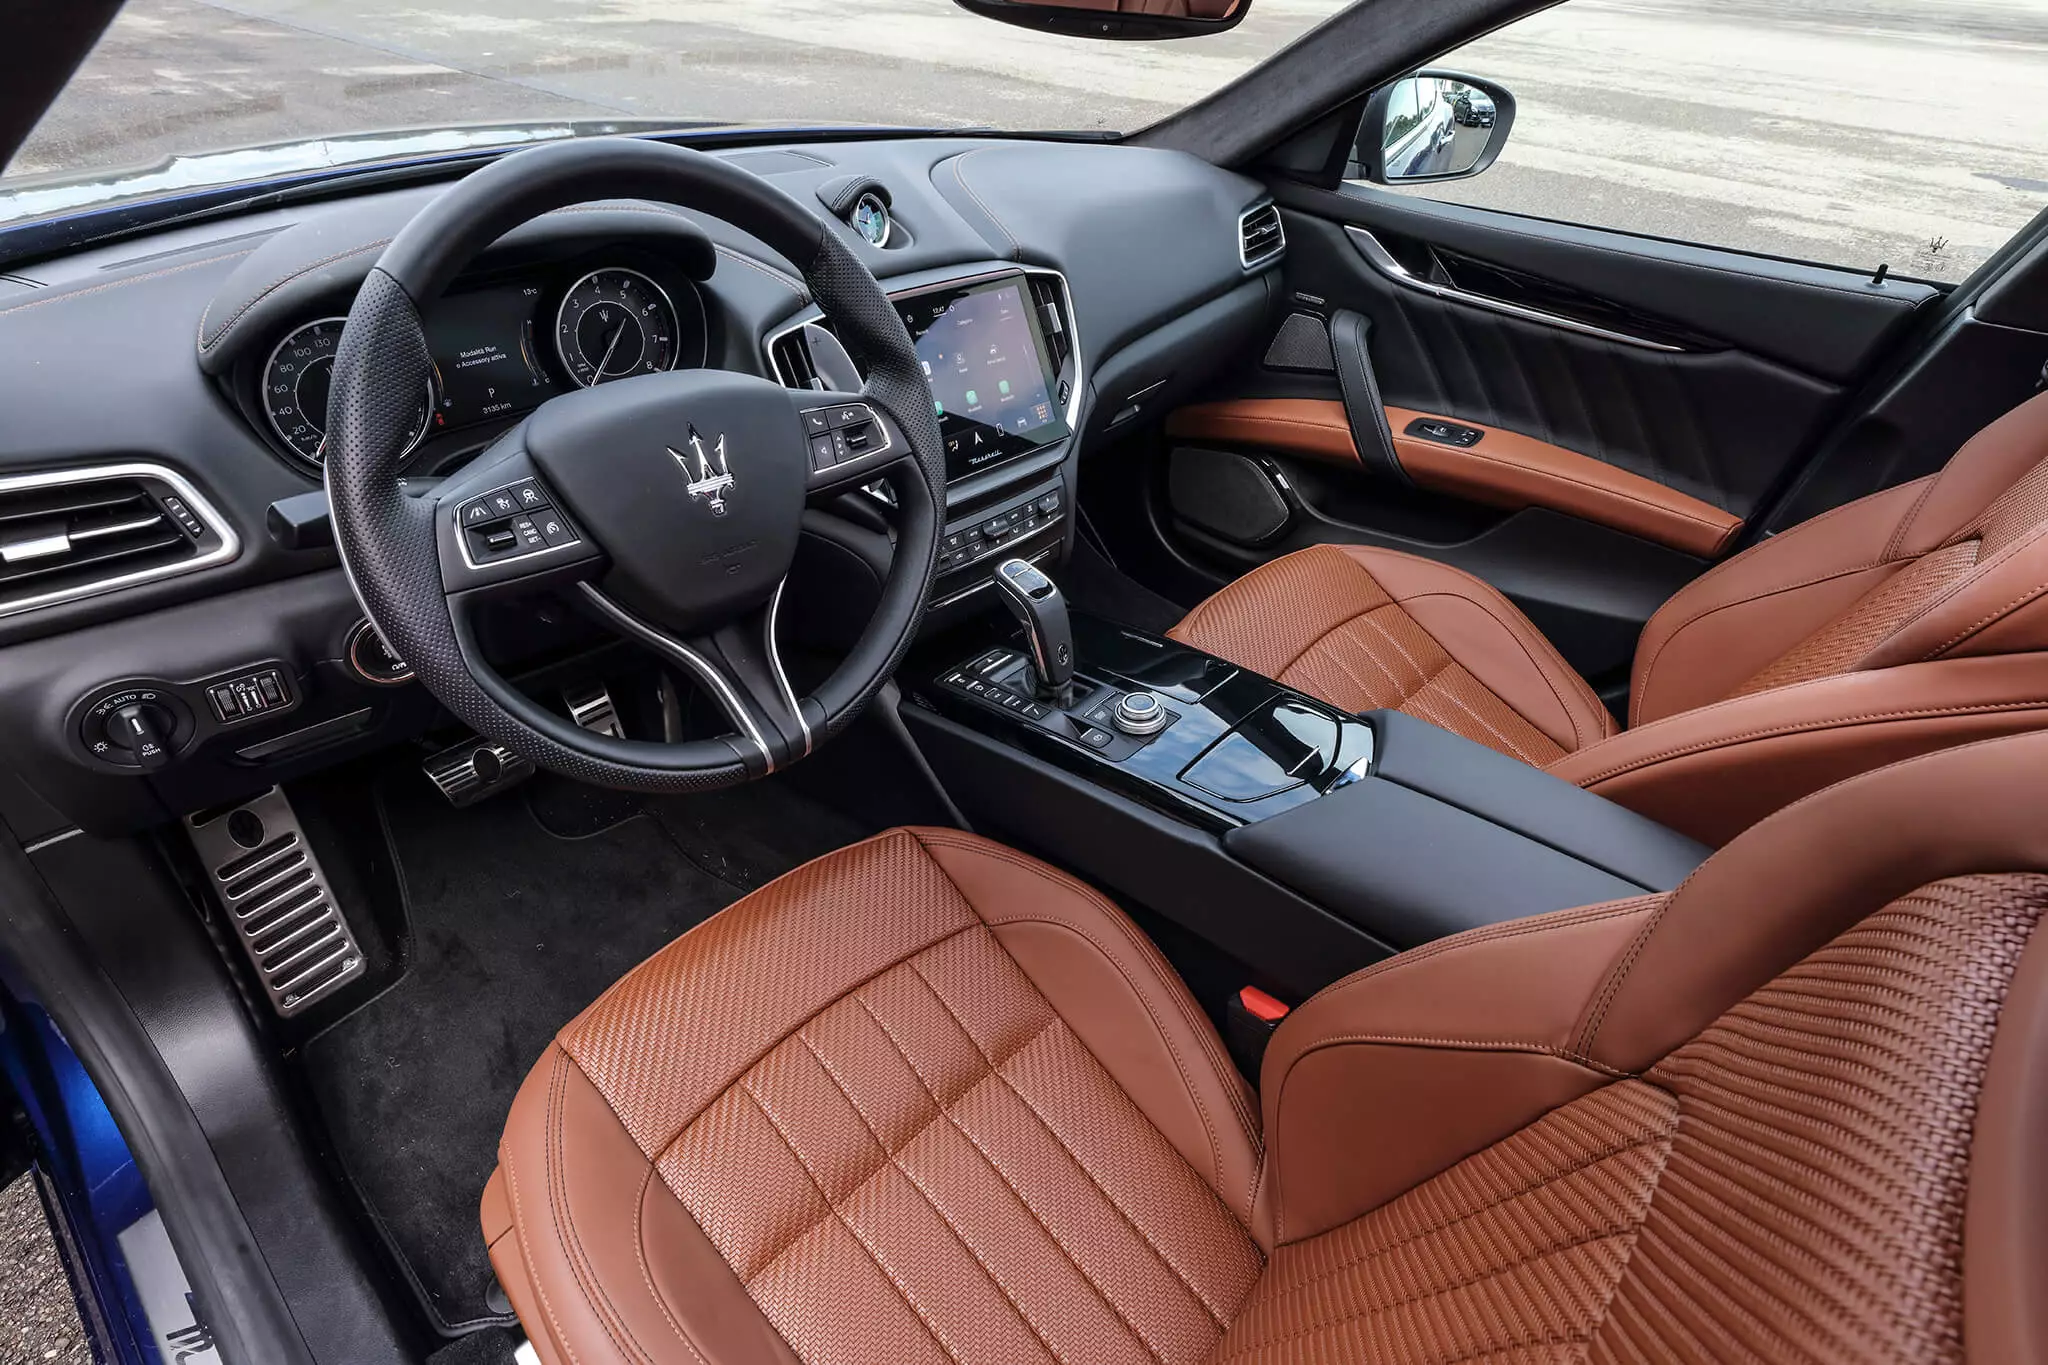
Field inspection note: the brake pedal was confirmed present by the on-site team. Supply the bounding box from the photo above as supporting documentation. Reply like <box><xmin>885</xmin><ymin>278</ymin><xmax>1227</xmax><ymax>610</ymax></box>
<box><xmin>422</xmin><ymin>736</ymin><xmax>534</xmax><ymax>807</ymax></box>
<box><xmin>186</xmin><ymin>787</ymin><xmax>365</xmax><ymax>1017</ymax></box>
<box><xmin>564</xmin><ymin>683</ymin><xmax>621</xmax><ymax>737</ymax></box>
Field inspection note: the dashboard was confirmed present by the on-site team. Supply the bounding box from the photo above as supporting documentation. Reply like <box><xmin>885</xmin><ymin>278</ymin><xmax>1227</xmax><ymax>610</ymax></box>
<box><xmin>0</xmin><ymin>133</ymin><xmax>1282</xmax><ymax>837</ymax></box>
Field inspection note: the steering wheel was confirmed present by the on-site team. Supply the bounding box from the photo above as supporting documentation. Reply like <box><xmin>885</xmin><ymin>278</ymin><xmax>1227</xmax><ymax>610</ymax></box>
<box><xmin>323</xmin><ymin>137</ymin><xmax>944</xmax><ymax>791</ymax></box>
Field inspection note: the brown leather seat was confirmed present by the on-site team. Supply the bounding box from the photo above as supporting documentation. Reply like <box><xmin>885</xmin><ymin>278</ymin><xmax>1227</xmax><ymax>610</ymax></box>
<box><xmin>484</xmin><ymin>732</ymin><xmax>2048</xmax><ymax>1365</ymax></box>
<box><xmin>1170</xmin><ymin>393</ymin><xmax>2048</xmax><ymax>844</ymax></box>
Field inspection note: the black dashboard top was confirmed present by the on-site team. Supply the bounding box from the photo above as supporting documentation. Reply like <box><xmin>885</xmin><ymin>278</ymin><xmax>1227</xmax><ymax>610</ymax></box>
<box><xmin>0</xmin><ymin>134</ymin><xmax>1272</xmax><ymax>648</ymax></box>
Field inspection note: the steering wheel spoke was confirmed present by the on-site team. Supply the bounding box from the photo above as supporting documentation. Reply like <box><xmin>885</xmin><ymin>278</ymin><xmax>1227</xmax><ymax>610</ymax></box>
<box><xmin>794</xmin><ymin>387</ymin><xmax>916</xmax><ymax>497</ymax></box>
<box><xmin>575</xmin><ymin>580</ymin><xmax>815</xmax><ymax>772</ymax></box>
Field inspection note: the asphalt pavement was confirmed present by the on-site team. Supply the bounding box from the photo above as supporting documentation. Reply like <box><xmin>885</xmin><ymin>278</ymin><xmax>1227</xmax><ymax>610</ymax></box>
<box><xmin>9</xmin><ymin>0</ymin><xmax>2048</xmax><ymax>281</ymax></box>
<box><xmin>0</xmin><ymin>1176</ymin><xmax>89</xmax><ymax>1365</ymax></box>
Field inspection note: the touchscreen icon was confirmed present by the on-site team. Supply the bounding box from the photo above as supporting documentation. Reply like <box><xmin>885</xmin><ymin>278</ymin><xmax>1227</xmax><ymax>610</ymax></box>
<box><xmin>998</xmin><ymin>380</ymin><xmax>1011</xmax><ymax>396</ymax></box>
<box><xmin>965</xmin><ymin>390</ymin><xmax>978</xmax><ymax>407</ymax></box>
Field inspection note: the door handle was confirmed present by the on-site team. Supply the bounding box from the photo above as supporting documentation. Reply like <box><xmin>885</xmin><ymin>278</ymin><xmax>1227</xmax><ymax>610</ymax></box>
<box><xmin>1330</xmin><ymin>309</ymin><xmax>1411</xmax><ymax>486</ymax></box>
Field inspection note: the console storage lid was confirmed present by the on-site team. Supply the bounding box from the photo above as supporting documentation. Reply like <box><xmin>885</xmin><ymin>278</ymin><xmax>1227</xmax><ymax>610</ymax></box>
<box><xmin>1224</xmin><ymin>712</ymin><xmax>1709</xmax><ymax>950</ymax></box>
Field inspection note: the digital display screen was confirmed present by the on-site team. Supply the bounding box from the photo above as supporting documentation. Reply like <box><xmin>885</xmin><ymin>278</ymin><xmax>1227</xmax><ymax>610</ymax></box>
<box><xmin>894</xmin><ymin>276</ymin><xmax>1068</xmax><ymax>481</ymax></box>
<box><xmin>423</xmin><ymin>284</ymin><xmax>561</xmax><ymax>435</ymax></box>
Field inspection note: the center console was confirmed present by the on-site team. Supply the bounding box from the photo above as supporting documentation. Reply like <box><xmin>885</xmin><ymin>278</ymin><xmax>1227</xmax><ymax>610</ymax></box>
<box><xmin>903</xmin><ymin>585</ymin><xmax>1711</xmax><ymax>998</ymax></box>
<box><xmin>769</xmin><ymin>263</ymin><xmax>1081</xmax><ymax>615</ymax></box>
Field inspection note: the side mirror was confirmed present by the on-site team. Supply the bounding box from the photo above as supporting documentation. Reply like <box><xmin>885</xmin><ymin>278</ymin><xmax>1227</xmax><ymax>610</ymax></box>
<box><xmin>949</xmin><ymin>0</ymin><xmax>1250</xmax><ymax>41</ymax></box>
<box><xmin>1352</xmin><ymin>71</ymin><xmax>1515</xmax><ymax>184</ymax></box>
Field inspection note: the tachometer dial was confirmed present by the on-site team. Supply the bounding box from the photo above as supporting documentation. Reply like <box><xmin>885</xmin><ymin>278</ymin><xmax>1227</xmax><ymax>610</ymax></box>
<box><xmin>263</xmin><ymin>317</ymin><xmax>431</xmax><ymax>465</ymax></box>
<box><xmin>555</xmin><ymin>268</ymin><xmax>680</xmax><ymax>387</ymax></box>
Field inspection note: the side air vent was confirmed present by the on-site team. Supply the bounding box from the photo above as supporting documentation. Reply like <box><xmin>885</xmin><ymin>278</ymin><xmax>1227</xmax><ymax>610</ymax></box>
<box><xmin>1239</xmin><ymin>203</ymin><xmax>1286</xmax><ymax>270</ymax></box>
<box><xmin>0</xmin><ymin>464</ymin><xmax>237</xmax><ymax>618</ymax></box>
<box><xmin>769</xmin><ymin>327</ymin><xmax>820</xmax><ymax>390</ymax></box>
<box><xmin>1027</xmin><ymin>274</ymin><xmax>1073</xmax><ymax>375</ymax></box>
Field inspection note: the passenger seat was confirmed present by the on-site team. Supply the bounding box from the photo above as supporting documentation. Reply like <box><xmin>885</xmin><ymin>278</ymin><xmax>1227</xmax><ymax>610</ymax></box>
<box><xmin>1169</xmin><ymin>393</ymin><xmax>2048</xmax><ymax>844</ymax></box>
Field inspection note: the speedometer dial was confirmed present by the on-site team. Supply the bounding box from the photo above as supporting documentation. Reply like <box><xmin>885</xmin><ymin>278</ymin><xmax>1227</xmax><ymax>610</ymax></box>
<box><xmin>263</xmin><ymin>318</ymin><xmax>431</xmax><ymax>465</ymax></box>
<box><xmin>555</xmin><ymin>268</ymin><xmax>680</xmax><ymax>387</ymax></box>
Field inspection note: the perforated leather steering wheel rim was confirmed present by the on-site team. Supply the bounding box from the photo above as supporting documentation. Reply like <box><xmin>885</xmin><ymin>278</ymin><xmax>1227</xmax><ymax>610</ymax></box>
<box><xmin>323</xmin><ymin>137</ymin><xmax>945</xmax><ymax>792</ymax></box>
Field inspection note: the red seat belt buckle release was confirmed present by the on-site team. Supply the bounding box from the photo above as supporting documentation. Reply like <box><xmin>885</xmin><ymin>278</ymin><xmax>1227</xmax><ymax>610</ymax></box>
<box><xmin>1226</xmin><ymin>986</ymin><xmax>1290</xmax><ymax>1078</ymax></box>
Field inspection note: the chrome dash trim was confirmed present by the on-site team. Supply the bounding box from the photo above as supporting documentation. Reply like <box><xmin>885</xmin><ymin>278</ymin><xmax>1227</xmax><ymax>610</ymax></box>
<box><xmin>1344</xmin><ymin>225</ymin><xmax>1684</xmax><ymax>353</ymax></box>
<box><xmin>764</xmin><ymin>577</ymin><xmax>811</xmax><ymax>758</ymax></box>
<box><xmin>575</xmin><ymin>583</ymin><xmax>774</xmax><ymax>772</ymax></box>
<box><xmin>0</xmin><ymin>462</ymin><xmax>240</xmax><ymax>620</ymax></box>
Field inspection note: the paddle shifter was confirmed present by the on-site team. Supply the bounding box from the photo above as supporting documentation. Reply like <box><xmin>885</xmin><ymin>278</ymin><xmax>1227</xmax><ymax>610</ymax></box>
<box><xmin>992</xmin><ymin>558</ymin><xmax>1075</xmax><ymax>705</ymax></box>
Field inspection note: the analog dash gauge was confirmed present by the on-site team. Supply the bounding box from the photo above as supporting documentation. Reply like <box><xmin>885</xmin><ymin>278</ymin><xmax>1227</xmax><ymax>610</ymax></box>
<box><xmin>555</xmin><ymin>268</ymin><xmax>680</xmax><ymax>387</ymax></box>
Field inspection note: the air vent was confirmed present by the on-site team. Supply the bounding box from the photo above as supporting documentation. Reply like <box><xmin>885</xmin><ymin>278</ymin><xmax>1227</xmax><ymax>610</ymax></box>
<box><xmin>0</xmin><ymin>464</ymin><xmax>236</xmax><ymax>617</ymax></box>
<box><xmin>1239</xmin><ymin>203</ymin><xmax>1285</xmax><ymax>269</ymax></box>
<box><xmin>770</xmin><ymin>326</ymin><xmax>820</xmax><ymax>390</ymax></box>
<box><xmin>1027</xmin><ymin>274</ymin><xmax>1072</xmax><ymax>375</ymax></box>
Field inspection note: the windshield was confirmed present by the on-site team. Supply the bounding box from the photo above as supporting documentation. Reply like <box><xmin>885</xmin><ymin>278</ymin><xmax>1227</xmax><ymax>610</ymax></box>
<box><xmin>2</xmin><ymin>0</ymin><xmax>1345</xmax><ymax>211</ymax></box>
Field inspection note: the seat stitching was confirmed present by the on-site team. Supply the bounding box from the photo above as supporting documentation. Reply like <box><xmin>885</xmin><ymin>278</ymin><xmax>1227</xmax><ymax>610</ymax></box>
<box><xmin>1566</xmin><ymin>696</ymin><xmax>2048</xmax><ymax>789</ymax></box>
<box><xmin>1407</xmin><ymin>663</ymin><xmax>1545</xmax><ymax>764</ymax></box>
<box><xmin>1630</xmin><ymin>557</ymin><xmax>1901</xmax><ymax>722</ymax></box>
<box><xmin>912</xmin><ymin>831</ymin><xmax>1262</xmax><ymax>1185</ymax></box>
<box><xmin>1919</xmin><ymin>576</ymin><xmax>2048</xmax><ymax>659</ymax></box>
<box><xmin>629</xmin><ymin>1160</ymin><xmax>722</xmax><ymax>1365</ymax></box>
<box><xmin>735</xmin><ymin>1084</ymin><xmax>969</xmax><ymax>1365</ymax></box>
<box><xmin>919</xmin><ymin>839</ymin><xmax>1264</xmax><ymax>1179</ymax></box>
<box><xmin>542</xmin><ymin>1050</ymin><xmax>660</xmax><ymax>1365</ymax></box>
<box><xmin>1289</xmin><ymin>1031</ymin><xmax>1625</xmax><ymax>1071</ymax></box>
<box><xmin>508</xmin><ymin>1052</ymin><xmax>595</xmax><ymax>1365</ymax></box>
<box><xmin>1310</xmin><ymin>896</ymin><xmax>1662</xmax><ymax>1001</ymax></box>
<box><xmin>799</xmin><ymin>1028</ymin><xmax>1155</xmax><ymax>1365</ymax></box>
<box><xmin>1245</xmin><ymin>1129</ymin><xmax>1672</xmax><ymax>1317</ymax></box>
<box><xmin>849</xmin><ymin>991</ymin><xmax>1184</xmax><ymax>1356</ymax></box>
<box><xmin>1376</xmin><ymin>582</ymin><xmax>1612</xmax><ymax>749</ymax></box>
<box><xmin>1346</xmin><ymin>607</ymin><xmax>1546</xmax><ymax>760</ymax></box>
<box><xmin>1885</xmin><ymin>473</ymin><xmax>1944</xmax><ymax>559</ymax></box>
<box><xmin>901</xmin><ymin>959</ymin><xmax>1242</xmax><ymax>1327</ymax></box>
<box><xmin>1211</xmin><ymin>1225</ymin><xmax>1641</xmax><ymax>1364</ymax></box>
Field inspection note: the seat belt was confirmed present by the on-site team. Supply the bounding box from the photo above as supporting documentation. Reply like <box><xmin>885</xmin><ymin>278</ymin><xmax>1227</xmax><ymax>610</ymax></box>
<box><xmin>1330</xmin><ymin>308</ymin><xmax>1411</xmax><ymax>486</ymax></box>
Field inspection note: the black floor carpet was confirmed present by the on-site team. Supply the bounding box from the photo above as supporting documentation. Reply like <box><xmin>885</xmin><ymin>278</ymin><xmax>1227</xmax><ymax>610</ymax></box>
<box><xmin>300</xmin><ymin>767</ymin><xmax>871</xmax><ymax>1333</ymax></box>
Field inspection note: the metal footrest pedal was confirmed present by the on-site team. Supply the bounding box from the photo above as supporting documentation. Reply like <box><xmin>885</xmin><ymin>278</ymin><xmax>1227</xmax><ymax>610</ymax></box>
<box><xmin>423</xmin><ymin>736</ymin><xmax>535</xmax><ymax>807</ymax></box>
<box><xmin>564</xmin><ymin>683</ymin><xmax>622</xmax><ymax>737</ymax></box>
<box><xmin>186</xmin><ymin>787</ymin><xmax>364</xmax><ymax>1017</ymax></box>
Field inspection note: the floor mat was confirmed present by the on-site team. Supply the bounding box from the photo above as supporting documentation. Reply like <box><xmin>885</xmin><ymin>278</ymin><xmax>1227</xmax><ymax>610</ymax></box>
<box><xmin>299</xmin><ymin>766</ymin><xmax>870</xmax><ymax>1332</ymax></box>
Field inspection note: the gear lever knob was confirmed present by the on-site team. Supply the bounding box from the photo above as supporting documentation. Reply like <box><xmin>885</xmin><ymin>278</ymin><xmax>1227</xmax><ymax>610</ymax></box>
<box><xmin>992</xmin><ymin>558</ymin><xmax>1075</xmax><ymax>704</ymax></box>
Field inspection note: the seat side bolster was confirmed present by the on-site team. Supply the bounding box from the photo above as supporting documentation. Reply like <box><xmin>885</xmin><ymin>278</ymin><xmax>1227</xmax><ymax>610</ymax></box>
<box><xmin>912</xmin><ymin>829</ymin><xmax>1265</xmax><ymax>1228</ymax></box>
<box><xmin>1629</xmin><ymin>476</ymin><xmax>1933</xmax><ymax>726</ymax></box>
<box><xmin>1550</xmin><ymin>652</ymin><xmax>2048</xmax><ymax>846</ymax></box>
<box><xmin>1256</xmin><ymin>897</ymin><xmax>1661</xmax><ymax>1247</ymax></box>
<box><xmin>492</xmin><ymin>1045</ymin><xmax>802</xmax><ymax>1365</ymax></box>
<box><xmin>1967</xmin><ymin>914</ymin><xmax>2048</xmax><ymax>1365</ymax></box>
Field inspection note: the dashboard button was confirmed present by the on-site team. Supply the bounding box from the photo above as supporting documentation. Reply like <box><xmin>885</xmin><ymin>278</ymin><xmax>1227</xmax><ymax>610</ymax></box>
<box><xmin>1078</xmin><ymin>726</ymin><xmax>1114</xmax><ymax>749</ymax></box>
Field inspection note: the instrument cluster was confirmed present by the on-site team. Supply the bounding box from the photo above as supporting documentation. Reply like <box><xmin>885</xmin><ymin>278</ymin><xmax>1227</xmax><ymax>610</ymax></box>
<box><xmin>256</xmin><ymin>258</ymin><xmax>706</xmax><ymax>471</ymax></box>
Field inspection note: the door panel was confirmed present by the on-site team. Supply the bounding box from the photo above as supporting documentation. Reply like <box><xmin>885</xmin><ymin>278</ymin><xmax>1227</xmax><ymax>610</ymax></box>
<box><xmin>1152</xmin><ymin>187</ymin><xmax>1946</xmax><ymax>692</ymax></box>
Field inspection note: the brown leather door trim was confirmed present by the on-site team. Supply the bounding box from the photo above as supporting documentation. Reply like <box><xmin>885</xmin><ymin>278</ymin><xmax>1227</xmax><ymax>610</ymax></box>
<box><xmin>1166</xmin><ymin>399</ymin><xmax>1741</xmax><ymax>558</ymax></box>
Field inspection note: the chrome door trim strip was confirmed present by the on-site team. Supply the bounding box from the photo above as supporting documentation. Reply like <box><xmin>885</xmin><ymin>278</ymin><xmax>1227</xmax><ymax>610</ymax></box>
<box><xmin>1343</xmin><ymin>225</ymin><xmax>1684</xmax><ymax>353</ymax></box>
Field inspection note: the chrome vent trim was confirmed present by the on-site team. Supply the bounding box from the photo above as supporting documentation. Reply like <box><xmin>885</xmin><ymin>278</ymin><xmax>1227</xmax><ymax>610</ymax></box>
<box><xmin>0</xmin><ymin>463</ymin><xmax>237</xmax><ymax>618</ymax></box>
<box><xmin>1239</xmin><ymin>203</ymin><xmax>1286</xmax><ymax>270</ymax></box>
<box><xmin>187</xmin><ymin>787</ymin><xmax>364</xmax><ymax>1017</ymax></box>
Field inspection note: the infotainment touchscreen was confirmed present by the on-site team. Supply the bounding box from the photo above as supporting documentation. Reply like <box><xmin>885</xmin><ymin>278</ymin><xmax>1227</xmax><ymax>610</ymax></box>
<box><xmin>892</xmin><ymin>275</ymin><xmax>1068</xmax><ymax>482</ymax></box>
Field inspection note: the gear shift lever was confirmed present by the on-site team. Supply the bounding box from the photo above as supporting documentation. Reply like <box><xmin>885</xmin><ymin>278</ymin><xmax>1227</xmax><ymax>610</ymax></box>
<box><xmin>992</xmin><ymin>558</ymin><xmax>1075</xmax><ymax>705</ymax></box>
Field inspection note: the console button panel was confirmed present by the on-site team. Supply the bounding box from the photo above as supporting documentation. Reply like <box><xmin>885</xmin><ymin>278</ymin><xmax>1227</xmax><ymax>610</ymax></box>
<box><xmin>938</xmin><ymin>484</ymin><xmax>1063</xmax><ymax>575</ymax></box>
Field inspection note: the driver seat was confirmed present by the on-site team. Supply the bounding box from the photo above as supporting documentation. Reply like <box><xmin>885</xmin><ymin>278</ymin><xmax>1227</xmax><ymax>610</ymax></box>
<box><xmin>484</xmin><ymin>732</ymin><xmax>2048</xmax><ymax>1365</ymax></box>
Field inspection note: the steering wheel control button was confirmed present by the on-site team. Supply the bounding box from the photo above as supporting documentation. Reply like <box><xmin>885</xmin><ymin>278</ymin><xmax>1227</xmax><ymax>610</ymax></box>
<box><xmin>485</xmin><ymin>488</ymin><xmax>523</xmax><ymax>518</ymax></box>
<box><xmin>1113</xmin><ymin>691</ymin><xmax>1169</xmax><ymax>736</ymax></box>
<box><xmin>457</xmin><ymin>481</ymin><xmax>582</xmax><ymax>566</ymax></box>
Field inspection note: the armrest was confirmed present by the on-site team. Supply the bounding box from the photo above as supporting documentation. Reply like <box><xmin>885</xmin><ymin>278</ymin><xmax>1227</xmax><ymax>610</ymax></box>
<box><xmin>1223</xmin><ymin>712</ymin><xmax>1708</xmax><ymax>950</ymax></box>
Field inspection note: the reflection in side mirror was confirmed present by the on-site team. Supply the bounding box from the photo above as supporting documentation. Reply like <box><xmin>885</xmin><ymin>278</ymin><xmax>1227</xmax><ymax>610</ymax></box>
<box><xmin>949</xmin><ymin>0</ymin><xmax>1250</xmax><ymax>42</ymax></box>
<box><xmin>1355</xmin><ymin>72</ymin><xmax>1515</xmax><ymax>185</ymax></box>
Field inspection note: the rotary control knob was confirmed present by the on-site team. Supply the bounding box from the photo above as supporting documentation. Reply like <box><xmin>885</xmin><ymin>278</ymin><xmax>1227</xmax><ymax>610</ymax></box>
<box><xmin>1112</xmin><ymin>690</ymin><xmax>1168</xmax><ymax>737</ymax></box>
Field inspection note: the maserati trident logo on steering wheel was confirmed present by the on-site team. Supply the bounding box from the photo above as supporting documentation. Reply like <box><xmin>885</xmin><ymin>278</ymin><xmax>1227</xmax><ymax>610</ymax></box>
<box><xmin>670</xmin><ymin>430</ymin><xmax>734</xmax><ymax>516</ymax></box>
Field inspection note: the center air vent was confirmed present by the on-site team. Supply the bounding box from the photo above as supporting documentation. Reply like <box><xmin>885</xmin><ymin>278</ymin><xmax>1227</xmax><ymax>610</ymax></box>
<box><xmin>0</xmin><ymin>464</ymin><xmax>236</xmax><ymax>618</ymax></box>
<box><xmin>1239</xmin><ymin>203</ymin><xmax>1286</xmax><ymax>269</ymax></box>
